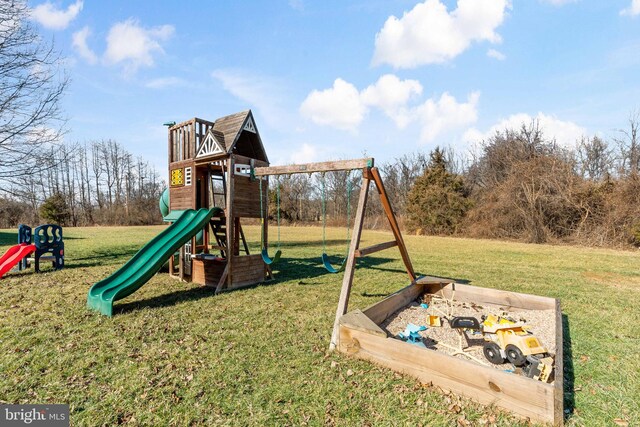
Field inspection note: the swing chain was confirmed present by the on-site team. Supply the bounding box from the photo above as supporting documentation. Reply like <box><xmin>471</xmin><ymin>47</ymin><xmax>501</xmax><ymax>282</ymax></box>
<box><xmin>276</xmin><ymin>177</ymin><xmax>281</xmax><ymax>250</ymax></box>
<box><xmin>321</xmin><ymin>172</ymin><xmax>327</xmax><ymax>254</ymax></box>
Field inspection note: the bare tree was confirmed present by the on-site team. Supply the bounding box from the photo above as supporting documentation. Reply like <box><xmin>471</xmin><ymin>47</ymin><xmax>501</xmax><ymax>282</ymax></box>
<box><xmin>615</xmin><ymin>111</ymin><xmax>640</xmax><ymax>176</ymax></box>
<box><xmin>576</xmin><ymin>136</ymin><xmax>612</xmax><ymax>181</ymax></box>
<box><xmin>0</xmin><ymin>1</ymin><xmax>68</xmax><ymax>185</ymax></box>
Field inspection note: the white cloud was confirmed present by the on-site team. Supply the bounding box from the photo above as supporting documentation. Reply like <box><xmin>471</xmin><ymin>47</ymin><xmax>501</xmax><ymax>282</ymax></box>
<box><xmin>145</xmin><ymin>77</ymin><xmax>187</xmax><ymax>89</ymax></box>
<box><xmin>361</xmin><ymin>74</ymin><xmax>423</xmax><ymax>128</ymax></box>
<box><xmin>299</xmin><ymin>78</ymin><xmax>366</xmax><ymax>132</ymax></box>
<box><xmin>300</xmin><ymin>75</ymin><xmax>480</xmax><ymax>143</ymax></box>
<box><xmin>104</xmin><ymin>19</ymin><xmax>174</xmax><ymax>74</ymax></box>
<box><xmin>464</xmin><ymin>112</ymin><xmax>586</xmax><ymax>148</ymax></box>
<box><xmin>212</xmin><ymin>69</ymin><xmax>294</xmax><ymax>130</ymax></box>
<box><xmin>372</xmin><ymin>0</ymin><xmax>510</xmax><ymax>68</ymax></box>
<box><xmin>30</xmin><ymin>0</ymin><xmax>83</xmax><ymax>30</ymax></box>
<box><xmin>290</xmin><ymin>143</ymin><xmax>318</xmax><ymax>164</ymax></box>
<box><xmin>487</xmin><ymin>48</ymin><xmax>506</xmax><ymax>61</ymax></box>
<box><xmin>300</xmin><ymin>75</ymin><xmax>423</xmax><ymax>131</ymax></box>
<box><xmin>72</xmin><ymin>26</ymin><xmax>97</xmax><ymax>64</ymax></box>
<box><xmin>621</xmin><ymin>0</ymin><xmax>640</xmax><ymax>16</ymax></box>
<box><xmin>417</xmin><ymin>91</ymin><xmax>480</xmax><ymax>143</ymax></box>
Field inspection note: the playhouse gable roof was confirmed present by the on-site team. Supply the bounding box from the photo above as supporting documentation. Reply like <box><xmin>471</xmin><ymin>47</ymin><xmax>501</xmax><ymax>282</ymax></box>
<box><xmin>212</xmin><ymin>110</ymin><xmax>268</xmax><ymax>162</ymax></box>
<box><xmin>196</xmin><ymin>129</ymin><xmax>226</xmax><ymax>159</ymax></box>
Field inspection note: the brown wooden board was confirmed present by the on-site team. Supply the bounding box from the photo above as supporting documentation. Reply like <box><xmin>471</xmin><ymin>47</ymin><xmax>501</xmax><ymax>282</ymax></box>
<box><xmin>338</xmin><ymin>281</ymin><xmax>563</xmax><ymax>426</ymax></box>
<box><xmin>192</xmin><ymin>258</ymin><xmax>226</xmax><ymax>286</ymax></box>
<box><xmin>355</xmin><ymin>240</ymin><xmax>398</xmax><ymax>257</ymax></box>
<box><xmin>230</xmin><ymin>254</ymin><xmax>264</xmax><ymax>285</ymax></box>
<box><xmin>254</xmin><ymin>158</ymin><xmax>373</xmax><ymax>176</ymax></box>
<box><xmin>233</xmin><ymin>175</ymin><xmax>266</xmax><ymax>218</ymax></box>
<box><xmin>169</xmin><ymin>186</ymin><xmax>193</xmax><ymax>211</ymax></box>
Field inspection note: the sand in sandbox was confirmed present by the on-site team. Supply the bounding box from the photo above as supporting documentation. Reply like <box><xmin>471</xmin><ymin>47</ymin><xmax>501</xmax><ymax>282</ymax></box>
<box><xmin>380</xmin><ymin>294</ymin><xmax>556</xmax><ymax>377</ymax></box>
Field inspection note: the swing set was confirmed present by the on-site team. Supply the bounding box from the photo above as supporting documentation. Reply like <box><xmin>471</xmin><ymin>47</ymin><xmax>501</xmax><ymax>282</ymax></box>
<box><xmin>258</xmin><ymin>169</ymin><xmax>356</xmax><ymax>274</ymax></box>
<box><xmin>252</xmin><ymin>158</ymin><xmax>416</xmax><ymax>349</ymax></box>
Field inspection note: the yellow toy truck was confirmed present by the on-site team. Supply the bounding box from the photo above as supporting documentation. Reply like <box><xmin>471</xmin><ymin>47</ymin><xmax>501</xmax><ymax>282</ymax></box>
<box><xmin>481</xmin><ymin>315</ymin><xmax>554</xmax><ymax>382</ymax></box>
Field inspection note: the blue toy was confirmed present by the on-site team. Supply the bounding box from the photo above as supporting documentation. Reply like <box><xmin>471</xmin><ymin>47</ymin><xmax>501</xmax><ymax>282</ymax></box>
<box><xmin>397</xmin><ymin>323</ymin><xmax>428</xmax><ymax>348</ymax></box>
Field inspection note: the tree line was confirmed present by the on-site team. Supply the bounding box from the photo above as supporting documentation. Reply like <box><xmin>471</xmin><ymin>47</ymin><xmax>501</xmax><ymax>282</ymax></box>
<box><xmin>262</xmin><ymin>114</ymin><xmax>640</xmax><ymax>249</ymax></box>
<box><xmin>404</xmin><ymin>114</ymin><xmax>640</xmax><ymax>247</ymax></box>
<box><xmin>0</xmin><ymin>140</ymin><xmax>164</xmax><ymax>228</ymax></box>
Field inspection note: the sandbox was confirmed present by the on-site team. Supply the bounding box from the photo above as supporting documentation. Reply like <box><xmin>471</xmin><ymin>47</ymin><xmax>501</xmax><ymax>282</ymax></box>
<box><xmin>337</xmin><ymin>277</ymin><xmax>563</xmax><ymax>426</ymax></box>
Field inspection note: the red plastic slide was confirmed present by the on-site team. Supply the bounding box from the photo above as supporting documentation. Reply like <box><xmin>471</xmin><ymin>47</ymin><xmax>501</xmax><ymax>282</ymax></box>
<box><xmin>0</xmin><ymin>243</ymin><xmax>36</xmax><ymax>278</ymax></box>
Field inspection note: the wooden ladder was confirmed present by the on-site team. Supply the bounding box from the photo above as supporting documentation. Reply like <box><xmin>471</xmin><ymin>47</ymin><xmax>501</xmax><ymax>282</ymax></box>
<box><xmin>210</xmin><ymin>215</ymin><xmax>249</xmax><ymax>258</ymax></box>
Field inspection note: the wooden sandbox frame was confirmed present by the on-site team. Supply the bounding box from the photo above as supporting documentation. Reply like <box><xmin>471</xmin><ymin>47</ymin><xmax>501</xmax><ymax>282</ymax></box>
<box><xmin>336</xmin><ymin>277</ymin><xmax>564</xmax><ymax>426</ymax></box>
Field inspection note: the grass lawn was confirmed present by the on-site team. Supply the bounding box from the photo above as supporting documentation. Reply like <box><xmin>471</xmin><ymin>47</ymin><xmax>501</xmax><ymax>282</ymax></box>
<box><xmin>0</xmin><ymin>225</ymin><xmax>638</xmax><ymax>426</ymax></box>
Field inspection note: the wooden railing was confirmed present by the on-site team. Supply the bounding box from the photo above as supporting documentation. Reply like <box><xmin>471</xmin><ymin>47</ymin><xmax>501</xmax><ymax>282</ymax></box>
<box><xmin>168</xmin><ymin>118</ymin><xmax>215</xmax><ymax>163</ymax></box>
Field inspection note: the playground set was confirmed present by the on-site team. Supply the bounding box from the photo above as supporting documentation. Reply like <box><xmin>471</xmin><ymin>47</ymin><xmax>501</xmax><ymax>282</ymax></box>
<box><xmin>0</xmin><ymin>224</ymin><xmax>64</xmax><ymax>278</ymax></box>
<box><xmin>84</xmin><ymin>110</ymin><xmax>564</xmax><ymax>425</ymax></box>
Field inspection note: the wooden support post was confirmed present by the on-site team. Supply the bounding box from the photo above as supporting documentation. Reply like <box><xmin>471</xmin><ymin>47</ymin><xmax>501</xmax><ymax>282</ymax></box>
<box><xmin>225</xmin><ymin>157</ymin><xmax>235</xmax><ymax>290</ymax></box>
<box><xmin>355</xmin><ymin>240</ymin><xmax>397</xmax><ymax>257</ymax></box>
<box><xmin>168</xmin><ymin>246</ymin><xmax>175</xmax><ymax>275</ymax></box>
<box><xmin>262</xmin><ymin>176</ymin><xmax>269</xmax><ymax>278</ymax></box>
<box><xmin>234</xmin><ymin>217</ymin><xmax>241</xmax><ymax>256</ymax></box>
<box><xmin>330</xmin><ymin>175</ymin><xmax>370</xmax><ymax>350</ymax></box>
<box><xmin>204</xmin><ymin>220</ymin><xmax>209</xmax><ymax>254</ymax></box>
<box><xmin>370</xmin><ymin>167</ymin><xmax>415</xmax><ymax>282</ymax></box>
<box><xmin>179</xmin><ymin>245</ymin><xmax>185</xmax><ymax>281</ymax></box>
<box><xmin>215</xmin><ymin>263</ymin><xmax>229</xmax><ymax>294</ymax></box>
<box><xmin>238</xmin><ymin>222</ymin><xmax>250</xmax><ymax>255</ymax></box>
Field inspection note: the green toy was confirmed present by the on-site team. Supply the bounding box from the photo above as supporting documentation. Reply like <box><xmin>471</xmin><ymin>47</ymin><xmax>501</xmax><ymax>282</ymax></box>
<box><xmin>87</xmin><ymin>208</ymin><xmax>219</xmax><ymax>316</ymax></box>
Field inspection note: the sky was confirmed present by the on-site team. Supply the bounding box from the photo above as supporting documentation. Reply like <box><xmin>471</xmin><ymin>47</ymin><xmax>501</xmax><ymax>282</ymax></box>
<box><xmin>27</xmin><ymin>0</ymin><xmax>640</xmax><ymax>174</ymax></box>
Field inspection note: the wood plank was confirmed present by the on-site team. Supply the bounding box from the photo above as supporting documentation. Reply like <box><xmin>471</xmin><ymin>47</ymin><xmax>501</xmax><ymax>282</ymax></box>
<box><xmin>179</xmin><ymin>245</ymin><xmax>185</xmax><ymax>281</ymax></box>
<box><xmin>329</xmin><ymin>176</ymin><xmax>370</xmax><ymax>350</ymax></box>
<box><xmin>433</xmin><ymin>282</ymin><xmax>557</xmax><ymax>311</ymax></box>
<box><xmin>230</xmin><ymin>255</ymin><xmax>264</xmax><ymax>284</ymax></box>
<box><xmin>168</xmin><ymin>117</ymin><xmax>196</xmax><ymax>131</ymax></box>
<box><xmin>339</xmin><ymin>327</ymin><xmax>556</xmax><ymax>425</ymax></box>
<box><xmin>339</xmin><ymin>310</ymin><xmax>387</xmax><ymax>338</ymax></box>
<box><xmin>355</xmin><ymin>240</ymin><xmax>397</xmax><ymax>257</ymax></box>
<box><xmin>232</xmin><ymin>154</ymin><xmax>269</xmax><ymax>168</ymax></box>
<box><xmin>415</xmin><ymin>275</ymin><xmax>457</xmax><ymax>286</ymax></box>
<box><xmin>225</xmin><ymin>157</ymin><xmax>235</xmax><ymax>289</ymax></box>
<box><xmin>362</xmin><ymin>282</ymin><xmax>424</xmax><ymax>325</ymax></box>
<box><xmin>370</xmin><ymin>167</ymin><xmax>415</xmax><ymax>282</ymax></box>
<box><xmin>553</xmin><ymin>298</ymin><xmax>564</xmax><ymax>426</ymax></box>
<box><xmin>214</xmin><ymin>263</ymin><xmax>229</xmax><ymax>293</ymax></box>
<box><xmin>254</xmin><ymin>158</ymin><xmax>373</xmax><ymax>176</ymax></box>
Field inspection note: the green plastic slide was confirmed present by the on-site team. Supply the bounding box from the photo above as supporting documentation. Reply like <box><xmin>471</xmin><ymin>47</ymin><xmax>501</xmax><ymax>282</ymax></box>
<box><xmin>87</xmin><ymin>208</ymin><xmax>220</xmax><ymax>316</ymax></box>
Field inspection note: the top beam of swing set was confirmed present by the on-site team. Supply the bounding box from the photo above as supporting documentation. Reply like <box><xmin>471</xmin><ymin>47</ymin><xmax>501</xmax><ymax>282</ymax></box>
<box><xmin>253</xmin><ymin>158</ymin><xmax>374</xmax><ymax>177</ymax></box>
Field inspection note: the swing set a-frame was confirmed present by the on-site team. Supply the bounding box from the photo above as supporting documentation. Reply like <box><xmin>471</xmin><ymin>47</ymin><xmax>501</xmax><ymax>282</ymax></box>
<box><xmin>252</xmin><ymin>158</ymin><xmax>416</xmax><ymax>350</ymax></box>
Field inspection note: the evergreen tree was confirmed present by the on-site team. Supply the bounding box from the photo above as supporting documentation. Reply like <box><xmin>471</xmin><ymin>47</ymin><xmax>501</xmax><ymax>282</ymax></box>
<box><xmin>40</xmin><ymin>193</ymin><xmax>70</xmax><ymax>226</ymax></box>
<box><xmin>407</xmin><ymin>148</ymin><xmax>471</xmax><ymax>235</ymax></box>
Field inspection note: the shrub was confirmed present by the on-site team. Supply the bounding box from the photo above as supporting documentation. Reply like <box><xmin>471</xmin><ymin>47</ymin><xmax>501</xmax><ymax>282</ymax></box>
<box><xmin>406</xmin><ymin>148</ymin><xmax>471</xmax><ymax>235</ymax></box>
<box><xmin>39</xmin><ymin>193</ymin><xmax>70</xmax><ymax>226</ymax></box>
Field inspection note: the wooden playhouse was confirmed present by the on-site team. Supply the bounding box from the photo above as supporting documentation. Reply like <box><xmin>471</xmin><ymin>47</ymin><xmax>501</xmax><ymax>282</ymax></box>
<box><xmin>165</xmin><ymin>110</ymin><xmax>269</xmax><ymax>293</ymax></box>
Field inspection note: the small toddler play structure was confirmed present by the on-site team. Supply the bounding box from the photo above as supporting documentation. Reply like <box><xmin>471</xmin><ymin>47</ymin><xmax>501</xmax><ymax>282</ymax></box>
<box><xmin>0</xmin><ymin>224</ymin><xmax>64</xmax><ymax>278</ymax></box>
<box><xmin>86</xmin><ymin>110</ymin><xmax>563</xmax><ymax>424</ymax></box>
